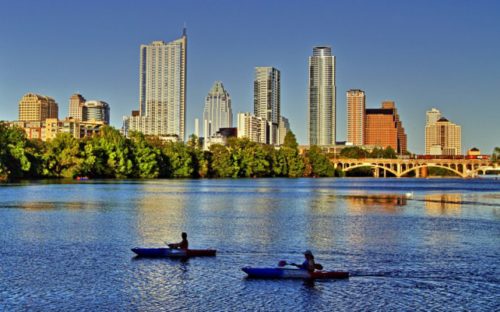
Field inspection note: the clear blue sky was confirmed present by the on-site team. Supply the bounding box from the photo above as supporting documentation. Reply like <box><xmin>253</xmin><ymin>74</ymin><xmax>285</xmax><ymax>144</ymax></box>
<box><xmin>1</xmin><ymin>0</ymin><xmax>499</xmax><ymax>154</ymax></box>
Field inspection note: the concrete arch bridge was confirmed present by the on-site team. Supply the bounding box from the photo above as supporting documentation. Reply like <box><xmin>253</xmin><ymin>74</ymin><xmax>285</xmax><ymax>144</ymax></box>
<box><xmin>332</xmin><ymin>158</ymin><xmax>496</xmax><ymax>178</ymax></box>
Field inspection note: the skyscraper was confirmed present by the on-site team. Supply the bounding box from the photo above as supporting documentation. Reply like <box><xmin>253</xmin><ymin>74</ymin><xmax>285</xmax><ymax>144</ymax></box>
<box><xmin>126</xmin><ymin>29</ymin><xmax>187</xmax><ymax>140</ymax></box>
<box><xmin>254</xmin><ymin>67</ymin><xmax>280</xmax><ymax>145</ymax></box>
<box><xmin>425</xmin><ymin>109</ymin><xmax>461</xmax><ymax>155</ymax></box>
<box><xmin>347</xmin><ymin>89</ymin><xmax>365</xmax><ymax>145</ymax></box>
<box><xmin>365</xmin><ymin>101</ymin><xmax>407</xmax><ymax>154</ymax></box>
<box><xmin>18</xmin><ymin>93</ymin><xmax>58</xmax><ymax>122</ymax></box>
<box><xmin>203</xmin><ymin>81</ymin><xmax>232</xmax><ymax>139</ymax></box>
<box><xmin>82</xmin><ymin>100</ymin><xmax>110</xmax><ymax>124</ymax></box>
<box><xmin>308</xmin><ymin>46</ymin><xmax>336</xmax><ymax>146</ymax></box>
<box><xmin>69</xmin><ymin>93</ymin><xmax>86</xmax><ymax>120</ymax></box>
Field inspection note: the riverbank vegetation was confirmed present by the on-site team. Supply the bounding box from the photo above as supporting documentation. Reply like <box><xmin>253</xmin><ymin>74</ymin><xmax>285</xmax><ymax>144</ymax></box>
<box><xmin>0</xmin><ymin>123</ymin><xmax>342</xmax><ymax>181</ymax></box>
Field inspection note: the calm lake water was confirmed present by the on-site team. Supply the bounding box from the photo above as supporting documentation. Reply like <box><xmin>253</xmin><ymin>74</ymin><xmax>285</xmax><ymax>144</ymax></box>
<box><xmin>0</xmin><ymin>178</ymin><xmax>499</xmax><ymax>311</ymax></box>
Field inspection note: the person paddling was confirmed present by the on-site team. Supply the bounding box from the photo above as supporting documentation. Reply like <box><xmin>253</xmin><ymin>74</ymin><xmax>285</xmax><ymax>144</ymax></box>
<box><xmin>298</xmin><ymin>250</ymin><xmax>316</xmax><ymax>272</ymax></box>
<box><xmin>168</xmin><ymin>232</ymin><xmax>189</xmax><ymax>250</ymax></box>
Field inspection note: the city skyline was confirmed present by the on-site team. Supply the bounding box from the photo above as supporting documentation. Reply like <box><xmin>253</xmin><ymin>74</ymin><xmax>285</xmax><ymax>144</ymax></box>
<box><xmin>1</xmin><ymin>0</ymin><xmax>499</xmax><ymax>153</ymax></box>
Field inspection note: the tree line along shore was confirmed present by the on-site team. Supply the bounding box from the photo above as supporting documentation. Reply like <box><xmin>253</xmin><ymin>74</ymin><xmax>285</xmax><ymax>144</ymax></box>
<box><xmin>2</xmin><ymin>123</ymin><xmax>497</xmax><ymax>182</ymax></box>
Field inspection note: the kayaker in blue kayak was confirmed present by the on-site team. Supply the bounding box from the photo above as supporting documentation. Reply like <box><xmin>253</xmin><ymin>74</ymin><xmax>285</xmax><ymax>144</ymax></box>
<box><xmin>295</xmin><ymin>250</ymin><xmax>316</xmax><ymax>272</ymax></box>
<box><xmin>168</xmin><ymin>232</ymin><xmax>189</xmax><ymax>250</ymax></box>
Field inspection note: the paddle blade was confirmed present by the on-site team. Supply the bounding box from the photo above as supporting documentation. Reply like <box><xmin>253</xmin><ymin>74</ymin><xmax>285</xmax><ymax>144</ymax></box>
<box><xmin>315</xmin><ymin>263</ymin><xmax>323</xmax><ymax>270</ymax></box>
<box><xmin>278</xmin><ymin>260</ymin><xmax>287</xmax><ymax>267</ymax></box>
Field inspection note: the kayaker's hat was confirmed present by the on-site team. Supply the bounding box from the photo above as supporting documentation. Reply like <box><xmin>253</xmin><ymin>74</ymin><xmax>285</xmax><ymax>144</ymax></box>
<box><xmin>304</xmin><ymin>250</ymin><xmax>312</xmax><ymax>256</ymax></box>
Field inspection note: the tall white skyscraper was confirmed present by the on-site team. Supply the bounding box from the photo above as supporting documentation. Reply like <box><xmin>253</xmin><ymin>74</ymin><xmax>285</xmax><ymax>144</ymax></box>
<box><xmin>203</xmin><ymin>81</ymin><xmax>232</xmax><ymax>139</ymax></box>
<box><xmin>125</xmin><ymin>29</ymin><xmax>187</xmax><ymax>140</ymax></box>
<box><xmin>308</xmin><ymin>46</ymin><xmax>336</xmax><ymax>146</ymax></box>
<box><xmin>254</xmin><ymin>67</ymin><xmax>280</xmax><ymax>145</ymax></box>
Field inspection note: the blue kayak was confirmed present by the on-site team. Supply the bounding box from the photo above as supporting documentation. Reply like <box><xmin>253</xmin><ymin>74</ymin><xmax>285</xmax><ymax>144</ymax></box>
<box><xmin>131</xmin><ymin>248</ymin><xmax>216</xmax><ymax>258</ymax></box>
<box><xmin>242</xmin><ymin>267</ymin><xmax>349</xmax><ymax>279</ymax></box>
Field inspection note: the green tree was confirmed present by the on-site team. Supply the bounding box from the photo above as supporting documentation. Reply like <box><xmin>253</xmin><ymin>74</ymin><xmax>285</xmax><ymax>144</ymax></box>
<box><xmin>283</xmin><ymin>130</ymin><xmax>299</xmax><ymax>150</ymax></box>
<box><xmin>162</xmin><ymin>141</ymin><xmax>194</xmax><ymax>178</ymax></box>
<box><xmin>340</xmin><ymin>146</ymin><xmax>368</xmax><ymax>159</ymax></box>
<box><xmin>42</xmin><ymin>133</ymin><xmax>83</xmax><ymax>178</ymax></box>
<box><xmin>0</xmin><ymin>124</ymin><xmax>33</xmax><ymax>180</ymax></box>
<box><xmin>209</xmin><ymin>144</ymin><xmax>234</xmax><ymax>178</ymax></box>
<box><xmin>306</xmin><ymin>145</ymin><xmax>335</xmax><ymax>177</ymax></box>
<box><xmin>129</xmin><ymin>131</ymin><xmax>162</xmax><ymax>178</ymax></box>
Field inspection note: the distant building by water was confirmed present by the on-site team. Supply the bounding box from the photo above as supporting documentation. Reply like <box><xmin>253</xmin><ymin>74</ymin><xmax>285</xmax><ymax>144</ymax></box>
<box><xmin>237</xmin><ymin>112</ymin><xmax>267</xmax><ymax>144</ymax></box>
<box><xmin>68</xmin><ymin>93</ymin><xmax>86</xmax><ymax>121</ymax></box>
<box><xmin>254</xmin><ymin>67</ymin><xmax>280</xmax><ymax>145</ymax></box>
<box><xmin>347</xmin><ymin>89</ymin><xmax>365</xmax><ymax>146</ymax></box>
<box><xmin>18</xmin><ymin>93</ymin><xmax>58</xmax><ymax>122</ymax></box>
<box><xmin>425</xmin><ymin>108</ymin><xmax>461</xmax><ymax>155</ymax></box>
<box><xmin>124</xmin><ymin>29</ymin><xmax>187</xmax><ymax>141</ymax></box>
<box><xmin>364</xmin><ymin>101</ymin><xmax>407</xmax><ymax>154</ymax></box>
<box><xmin>308</xmin><ymin>46</ymin><xmax>336</xmax><ymax>146</ymax></box>
<box><xmin>203</xmin><ymin>81</ymin><xmax>232</xmax><ymax>139</ymax></box>
<box><xmin>82</xmin><ymin>100</ymin><xmax>110</xmax><ymax>124</ymax></box>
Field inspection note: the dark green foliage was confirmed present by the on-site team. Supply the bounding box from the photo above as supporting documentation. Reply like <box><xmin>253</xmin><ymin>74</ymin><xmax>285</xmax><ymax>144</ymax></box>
<box><xmin>340</xmin><ymin>146</ymin><xmax>369</xmax><ymax>159</ymax></box>
<box><xmin>305</xmin><ymin>145</ymin><xmax>335</xmax><ymax>177</ymax></box>
<box><xmin>493</xmin><ymin>147</ymin><xmax>500</xmax><ymax>163</ymax></box>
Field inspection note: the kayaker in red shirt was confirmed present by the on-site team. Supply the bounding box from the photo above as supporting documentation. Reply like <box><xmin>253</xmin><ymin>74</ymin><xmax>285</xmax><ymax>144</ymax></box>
<box><xmin>168</xmin><ymin>232</ymin><xmax>189</xmax><ymax>250</ymax></box>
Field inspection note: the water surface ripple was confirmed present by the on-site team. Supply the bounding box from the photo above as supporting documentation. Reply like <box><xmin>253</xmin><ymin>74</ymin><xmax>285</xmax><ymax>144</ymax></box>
<box><xmin>0</xmin><ymin>178</ymin><xmax>499</xmax><ymax>311</ymax></box>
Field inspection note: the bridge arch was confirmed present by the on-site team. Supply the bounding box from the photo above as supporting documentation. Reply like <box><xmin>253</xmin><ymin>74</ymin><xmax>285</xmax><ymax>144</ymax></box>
<box><xmin>343</xmin><ymin>163</ymin><xmax>399</xmax><ymax>177</ymax></box>
<box><xmin>400</xmin><ymin>164</ymin><xmax>464</xmax><ymax>178</ymax></box>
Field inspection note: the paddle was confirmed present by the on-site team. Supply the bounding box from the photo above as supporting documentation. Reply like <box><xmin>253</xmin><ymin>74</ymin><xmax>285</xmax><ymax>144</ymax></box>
<box><xmin>278</xmin><ymin>260</ymin><xmax>323</xmax><ymax>270</ymax></box>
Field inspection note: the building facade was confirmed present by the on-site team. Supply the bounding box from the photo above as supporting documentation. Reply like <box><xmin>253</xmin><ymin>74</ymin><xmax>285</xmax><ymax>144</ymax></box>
<box><xmin>308</xmin><ymin>46</ymin><xmax>336</xmax><ymax>146</ymax></box>
<box><xmin>236</xmin><ymin>112</ymin><xmax>267</xmax><ymax>144</ymax></box>
<box><xmin>254</xmin><ymin>67</ymin><xmax>280</xmax><ymax>145</ymax></box>
<box><xmin>68</xmin><ymin>93</ymin><xmax>86</xmax><ymax>120</ymax></box>
<box><xmin>425</xmin><ymin>112</ymin><xmax>461</xmax><ymax>155</ymax></box>
<box><xmin>203</xmin><ymin>81</ymin><xmax>232</xmax><ymax>139</ymax></box>
<box><xmin>82</xmin><ymin>100</ymin><xmax>110</xmax><ymax>124</ymax></box>
<box><xmin>125</xmin><ymin>29</ymin><xmax>187</xmax><ymax>140</ymax></box>
<box><xmin>364</xmin><ymin>101</ymin><xmax>407</xmax><ymax>154</ymax></box>
<box><xmin>18</xmin><ymin>93</ymin><xmax>58</xmax><ymax>122</ymax></box>
<box><xmin>347</xmin><ymin>89</ymin><xmax>365</xmax><ymax>145</ymax></box>
<box><xmin>278</xmin><ymin>116</ymin><xmax>290</xmax><ymax>146</ymax></box>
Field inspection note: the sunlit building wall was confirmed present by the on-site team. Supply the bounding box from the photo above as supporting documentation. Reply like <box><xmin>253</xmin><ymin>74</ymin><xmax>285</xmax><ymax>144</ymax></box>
<box><xmin>203</xmin><ymin>81</ymin><xmax>232</xmax><ymax>139</ymax></box>
<box><xmin>127</xmin><ymin>29</ymin><xmax>187</xmax><ymax>140</ymax></box>
<box><xmin>18</xmin><ymin>93</ymin><xmax>58</xmax><ymax>122</ymax></box>
<box><xmin>68</xmin><ymin>93</ymin><xmax>86</xmax><ymax>120</ymax></box>
<box><xmin>347</xmin><ymin>89</ymin><xmax>365</xmax><ymax>145</ymax></box>
<box><xmin>364</xmin><ymin>101</ymin><xmax>407</xmax><ymax>154</ymax></box>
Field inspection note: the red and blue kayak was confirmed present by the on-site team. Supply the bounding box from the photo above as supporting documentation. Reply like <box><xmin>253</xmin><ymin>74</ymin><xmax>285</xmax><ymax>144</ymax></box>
<box><xmin>131</xmin><ymin>248</ymin><xmax>216</xmax><ymax>258</ymax></box>
<box><xmin>242</xmin><ymin>267</ymin><xmax>349</xmax><ymax>279</ymax></box>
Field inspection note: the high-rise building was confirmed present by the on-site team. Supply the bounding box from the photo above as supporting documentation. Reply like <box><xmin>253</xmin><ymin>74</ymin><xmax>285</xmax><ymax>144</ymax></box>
<box><xmin>82</xmin><ymin>100</ymin><xmax>110</xmax><ymax>124</ymax></box>
<box><xmin>426</xmin><ymin>107</ymin><xmax>441</xmax><ymax>125</ymax></box>
<box><xmin>308</xmin><ymin>46</ymin><xmax>336</xmax><ymax>146</ymax></box>
<box><xmin>236</xmin><ymin>112</ymin><xmax>267</xmax><ymax>144</ymax></box>
<box><xmin>364</xmin><ymin>101</ymin><xmax>407</xmax><ymax>153</ymax></box>
<box><xmin>203</xmin><ymin>81</ymin><xmax>232</xmax><ymax>139</ymax></box>
<box><xmin>347</xmin><ymin>89</ymin><xmax>365</xmax><ymax>145</ymax></box>
<box><xmin>278</xmin><ymin>116</ymin><xmax>290</xmax><ymax>146</ymax></box>
<box><xmin>254</xmin><ymin>67</ymin><xmax>280</xmax><ymax>145</ymax></box>
<box><xmin>126</xmin><ymin>29</ymin><xmax>187</xmax><ymax>140</ymax></box>
<box><xmin>18</xmin><ymin>93</ymin><xmax>58</xmax><ymax>122</ymax></box>
<box><xmin>68</xmin><ymin>93</ymin><xmax>86</xmax><ymax>120</ymax></box>
<box><xmin>425</xmin><ymin>110</ymin><xmax>461</xmax><ymax>155</ymax></box>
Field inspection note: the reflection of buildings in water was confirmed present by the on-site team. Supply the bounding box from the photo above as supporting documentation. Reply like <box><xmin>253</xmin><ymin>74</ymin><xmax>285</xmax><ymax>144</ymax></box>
<box><xmin>304</xmin><ymin>193</ymin><xmax>339</xmax><ymax>251</ymax></box>
<box><xmin>135</xmin><ymin>182</ymin><xmax>189</xmax><ymax>245</ymax></box>
<box><xmin>425</xmin><ymin>193</ymin><xmax>462</xmax><ymax>216</ymax></box>
<box><xmin>345</xmin><ymin>193</ymin><xmax>407</xmax><ymax>213</ymax></box>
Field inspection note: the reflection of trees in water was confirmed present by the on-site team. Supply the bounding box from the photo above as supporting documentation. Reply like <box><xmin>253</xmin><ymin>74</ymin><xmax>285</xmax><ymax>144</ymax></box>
<box><xmin>424</xmin><ymin>194</ymin><xmax>462</xmax><ymax>216</ymax></box>
<box><xmin>344</xmin><ymin>194</ymin><xmax>408</xmax><ymax>213</ymax></box>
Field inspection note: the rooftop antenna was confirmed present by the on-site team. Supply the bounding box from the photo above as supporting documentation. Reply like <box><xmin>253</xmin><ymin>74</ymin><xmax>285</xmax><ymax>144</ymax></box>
<box><xmin>182</xmin><ymin>22</ymin><xmax>187</xmax><ymax>36</ymax></box>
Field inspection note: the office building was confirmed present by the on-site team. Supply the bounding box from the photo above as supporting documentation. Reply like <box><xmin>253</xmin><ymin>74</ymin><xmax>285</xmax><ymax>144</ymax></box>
<box><xmin>82</xmin><ymin>101</ymin><xmax>110</xmax><ymax>124</ymax></box>
<box><xmin>126</xmin><ymin>29</ymin><xmax>187</xmax><ymax>140</ymax></box>
<box><xmin>308</xmin><ymin>46</ymin><xmax>336</xmax><ymax>146</ymax></box>
<box><xmin>425</xmin><ymin>111</ymin><xmax>461</xmax><ymax>155</ymax></box>
<box><xmin>278</xmin><ymin>116</ymin><xmax>290</xmax><ymax>146</ymax></box>
<box><xmin>347</xmin><ymin>89</ymin><xmax>365</xmax><ymax>145</ymax></box>
<box><xmin>68</xmin><ymin>94</ymin><xmax>86</xmax><ymax>120</ymax></box>
<box><xmin>254</xmin><ymin>67</ymin><xmax>280</xmax><ymax>145</ymax></box>
<box><xmin>236</xmin><ymin>112</ymin><xmax>267</xmax><ymax>144</ymax></box>
<box><xmin>365</xmin><ymin>101</ymin><xmax>407</xmax><ymax>154</ymax></box>
<box><xmin>203</xmin><ymin>81</ymin><xmax>232</xmax><ymax>139</ymax></box>
<box><xmin>18</xmin><ymin>93</ymin><xmax>58</xmax><ymax>122</ymax></box>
